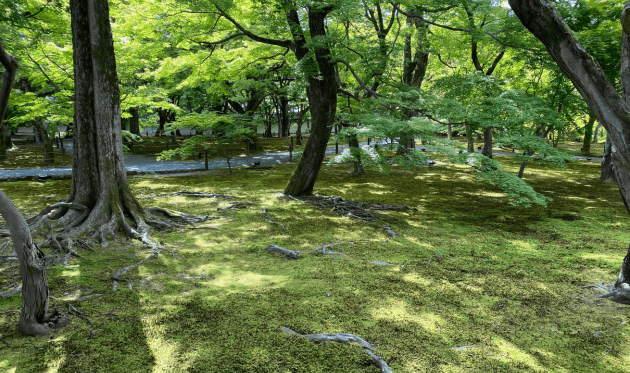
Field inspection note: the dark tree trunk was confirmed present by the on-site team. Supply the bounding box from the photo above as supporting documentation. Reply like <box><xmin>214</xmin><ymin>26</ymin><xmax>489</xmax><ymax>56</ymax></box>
<box><xmin>509</xmin><ymin>0</ymin><xmax>630</xmax><ymax>302</ymax></box>
<box><xmin>593</xmin><ymin>122</ymin><xmax>603</xmax><ymax>143</ymax></box>
<box><xmin>0</xmin><ymin>42</ymin><xmax>18</xmax><ymax>161</ymax></box>
<box><xmin>465</xmin><ymin>123</ymin><xmax>475</xmax><ymax>153</ymax></box>
<box><xmin>295</xmin><ymin>105</ymin><xmax>309</xmax><ymax>146</ymax></box>
<box><xmin>482</xmin><ymin>127</ymin><xmax>493</xmax><ymax>158</ymax></box>
<box><xmin>129</xmin><ymin>107</ymin><xmax>140</xmax><ymax>135</ymax></box>
<box><xmin>121</xmin><ymin>115</ymin><xmax>128</xmax><ymax>131</ymax></box>
<box><xmin>0</xmin><ymin>192</ymin><xmax>68</xmax><ymax>336</ymax></box>
<box><xmin>51</xmin><ymin>0</ymin><xmax>145</xmax><ymax>238</ymax></box>
<box><xmin>157</xmin><ymin>109</ymin><xmax>167</xmax><ymax>136</ymax></box>
<box><xmin>36</xmin><ymin>123</ymin><xmax>54</xmax><ymax>166</ymax></box>
<box><xmin>601</xmin><ymin>137</ymin><xmax>616</xmax><ymax>182</ymax></box>
<box><xmin>279</xmin><ymin>96</ymin><xmax>290</xmax><ymax>138</ymax></box>
<box><xmin>583</xmin><ymin>113</ymin><xmax>596</xmax><ymax>154</ymax></box>
<box><xmin>283</xmin><ymin>7</ymin><xmax>337</xmax><ymax>196</ymax></box>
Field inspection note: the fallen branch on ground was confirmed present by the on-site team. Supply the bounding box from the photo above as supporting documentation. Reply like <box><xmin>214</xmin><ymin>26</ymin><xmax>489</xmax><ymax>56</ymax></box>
<box><xmin>111</xmin><ymin>252</ymin><xmax>158</xmax><ymax>282</ymax></box>
<box><xmin>428</xmin><ymin>250</ymin><xmax>442</xmax><ymax>264</ymax></box>
<box><xmin>219</xmin><ymin>202</ymin><xmax>253</xmax><ymax>215</ymax></box>
<box><xmin>266</xmin><ymin>244</ymin><xmax>302</xmax><ymax>259</ymax></box>
<box><xmin>281</xmin><ymin>326</ymin><xmax>392</xmax><ymax>373</ymax></box>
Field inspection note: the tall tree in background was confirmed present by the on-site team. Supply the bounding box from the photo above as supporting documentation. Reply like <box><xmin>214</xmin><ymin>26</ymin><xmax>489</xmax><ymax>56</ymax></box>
<box><xmin>509</xmin><ymin>0</ymin><xmax>630</xmax><ymax>303</ymax></box>
<box><xmin>0</xmin><ymin>42</ymin><xmax>18</xmax><ymax>161</ymax></box>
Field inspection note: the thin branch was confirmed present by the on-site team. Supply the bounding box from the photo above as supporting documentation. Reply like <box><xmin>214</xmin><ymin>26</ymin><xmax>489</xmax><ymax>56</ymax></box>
<box><xmin>190</xmin><ymin>32</ymin><xmax>246</xmax><ymax>47</ymax></box>
<box><xmin>25</xmin><ymin>51</ymin><xmax>61</xmax><ymax>91</ymax></box>
<box><xmin>336</xmin><ymin>59</ymin><xmax>380</xmax><ymax>99</ymax></box>
<box><xmin>214</xmin><ymin>5</ymin><xmax>294</xmax><ymax>49</ymax></box>
<box><xmin>40</xmin><ymin>47</ymin><xmax>72</xmax><ymax>80</ymax></box>
<box><xmin>24</xmin><ymin>0</ymin><xmax>52</xmax><ymax>19</ymax></box>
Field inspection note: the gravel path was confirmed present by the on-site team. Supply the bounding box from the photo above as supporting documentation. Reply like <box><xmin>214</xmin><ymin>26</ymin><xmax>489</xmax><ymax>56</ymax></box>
<box><xmin>0</xmin><ymin>138</ymin><xmax>602</xmax><ymax>182</ymax></box>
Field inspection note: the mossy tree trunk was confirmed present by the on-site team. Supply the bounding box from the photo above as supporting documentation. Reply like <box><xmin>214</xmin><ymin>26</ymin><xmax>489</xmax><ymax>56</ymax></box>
<box><xmin>0</xmin><ymin>192</ymin><xmax>68</xmax><ymax>336</ymax></box>
<box><xmin>593</xmin><ymin>122</ymin><xmax>603</xmax><ymax>143</ymax></box>
<box><xmin>0</xmin><ymin>42</ymin><xmax>18</xmax><ymax>161</ymax></box>
<box><xmin>51</xmin><ymin>0</ymin><xmax>146</xmax><ymax>237</ymax></box>
<box><xmin>510</xmin><ymin>0</ymin><xmax>630</xmax><ymax>303</ymax></box>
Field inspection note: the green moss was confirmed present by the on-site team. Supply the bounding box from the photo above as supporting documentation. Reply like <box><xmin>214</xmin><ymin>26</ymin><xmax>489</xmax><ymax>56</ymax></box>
<box><xmin>0</xmin><ymin>157</ymin><xmax>629</xmax><ymax>372</ymax></box>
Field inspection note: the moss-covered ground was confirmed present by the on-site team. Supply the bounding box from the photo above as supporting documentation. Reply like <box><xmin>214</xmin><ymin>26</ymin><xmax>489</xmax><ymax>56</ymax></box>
<box><xmin>0</xmin><ymin>154</ymin><xmax>629</xmax><ymax>372</ymax></box>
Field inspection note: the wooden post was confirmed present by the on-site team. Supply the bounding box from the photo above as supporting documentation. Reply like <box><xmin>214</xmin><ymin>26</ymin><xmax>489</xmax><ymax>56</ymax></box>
<box><xmin>204</xmin><ymin>148</ymin><xmax>208</xmax><ymax>170</ymax></box>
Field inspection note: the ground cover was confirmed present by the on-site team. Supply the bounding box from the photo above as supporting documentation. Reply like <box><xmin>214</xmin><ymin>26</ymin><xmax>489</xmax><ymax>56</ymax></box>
<box><xmin>0</xmin><ymin>155</ymin><xmax>628</xmax><ymax>372</ymax></box>
<box><xmin>0</xmin><ymin>145</ymin><xmax>72</xmax><ymax>169</ymax></box>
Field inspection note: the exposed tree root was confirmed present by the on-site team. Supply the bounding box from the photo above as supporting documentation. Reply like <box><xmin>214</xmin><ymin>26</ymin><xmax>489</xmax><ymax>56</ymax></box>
<box><xmin>312</xmin><ymin>242</ymin><xmax>350</xmax><ymax>256</ymax></box>
<box><xmin>266</xmin><ymin>244</ymin><xmax>302</xmax><ymax>259</ymax></box>
<box><xmin>112</xmin><ymin>252</ymin><xmax>158</xmax><ymax>282</ymax></box>
<box><xmin>281</xmin><ymin>194</ymin><xmax>414</xmax><ymax>223</ymax></box>
<box><xmin>261</xmin><ymin>207</ymin><xmax>285</xmax><ymax>230</ymax></box>
<box><xmin>141</xmin><ymin>190</ymin><xmax>233</xmax><ymax>200</ymax></box>
<box><xmin>0</xmin><ymin>285</ymin><xmax>21</xmax><ymax>299</ymax></box>
<box><xmin>582</xmin><ymin>282</ymin><xmax>630</xmax><ymax>304</ymax></box>
<box><xmin>220</xmin><ymin>202</ymin><xmax>253</xmax><ymax>216</ymax></box>
<box><xmin>281</xmin><ymin>326</ymin><xmax>392</xmax><ymax>373</ymax></box>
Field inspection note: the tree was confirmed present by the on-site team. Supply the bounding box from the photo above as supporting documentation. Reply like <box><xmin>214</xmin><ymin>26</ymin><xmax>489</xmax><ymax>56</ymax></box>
<box><xmin>0</xmin><ymin>42</ymin><xmax>18</xmax><ymax>161</ymax></box>
<box><xmin>0</xmin><ymin>192</ymin><xmax>68</xmax><ymax>336</ymax></box>
<box><xmin>509</xmin><ymin>0</ymin><xmax>630</xmax><ymax>303</ymax></box>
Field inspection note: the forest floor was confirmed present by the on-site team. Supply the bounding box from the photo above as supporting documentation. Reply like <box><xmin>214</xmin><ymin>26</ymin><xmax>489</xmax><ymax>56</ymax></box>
<box><xmin>0</xmin><ymin>152</ymin><xmax>628</xmax><ymax>372</ymax></box>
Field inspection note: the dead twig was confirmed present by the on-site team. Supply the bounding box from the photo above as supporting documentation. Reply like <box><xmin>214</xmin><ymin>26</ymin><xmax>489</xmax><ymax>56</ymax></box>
<box><xmin>261</xmin><ymin>207</ymin><xmax>286</xmax><ymax>230</ymax></box>
<box><xmin>312</xmin><ymin>242</ymin><xmax>350</xmax><ymax>256</ymax></box>
<box><xmin>219</xmin><ymin>202</ymin><xmax>253</xmax><ymax>216</ymax></box>
<box><xmin>428</xmin><ymin>250</ymin><xmax>442</xmax><ymax>264</ymax></box>
<box><xmin>111</xmin><ymin>252</ymin><xmax>158</xmax><ymax>282</ymax></box>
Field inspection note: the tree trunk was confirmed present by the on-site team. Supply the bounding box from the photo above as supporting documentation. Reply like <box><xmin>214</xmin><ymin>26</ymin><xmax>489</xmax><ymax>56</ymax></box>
<box><xmin>465</xmin><ymin>123</ymin><xmax>475</xmax><ymax>153</ymax></box>
<box><xmin>34</xmin><ymin>123</ymin><xmax>55</xmax><ymax>166</ymax></box>
<box><xmin>0</xmin><ymin>192</ymin><xmax>68</xmax><ymax>336</ymax></box>
<box><xmin>279</xmin><ymin>96</ymin><xmax>290</xmax><ymax>138</ymax></box>
<box><xmin>583</xmin><ymin>113</ymin><xmax>596</xmax><ymax>154</ymax></box>
<box><xmin>593</xmin><ymin>122</ymin><xmax>603</xmax><ymax>143</ymax></box>
<box><xmin>49</xmin><ymin>0</ymin><xmax>145</xmax><ymax>238</ymax></box>
<box><xmin>447</xmin><ymin>124</ymin><xmax>453</xmax><ymax>141</ymax></box>
<box><xmin>509</xmin><ymin>0</ymin><xmax>630</xmax><ymax>303</ymax></box>
<box><xmin>121</xmin><ymin>115</ymin><xmax>128</xmax><ymax>131</ymax></box>
<box><xmin>601</xmin><ymin>137</ymin><xmax>616</xmax><ymax>182</ymax></box>
<box><xmin>0</xmin><ymin>42</ymin><xmax>18</xmax><ymax>161</ymax></box>
<box><xmin>129</xmin><ymin>107</ymin><xmax>140</xmax><ymax>135</ymax></box>
<box><xmin>482</xmin><ymin>127</ymin><xmax>493</xmax><ymax>158</ymax></box>
<box><xmin>295</xmin><ymin>105</ymin><xmax>309</xmax><ymax>146</ymax></box>
<box><xmin>157</xmin><ymin>109</ymin><xmax>167</xmax><ymax>136</ymax></box>
<box><xmin>283</xmin><ymin>8</ymin><xmax>337</xmax><ymax>196</ymax></box>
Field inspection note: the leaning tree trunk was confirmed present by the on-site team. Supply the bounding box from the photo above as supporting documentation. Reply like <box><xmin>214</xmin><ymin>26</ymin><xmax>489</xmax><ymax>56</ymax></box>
<box><xmin>0</xmin><ymin>192</ymin><xmax>68</xmax><ymax>336</ymax></box>
<box><xmin>509</xmin><ymin>0</ymin><xmax>630</xmax><ymax>303</ymax></box>
<box><xmin>48</xmin><ymin>0</ymin><xmax>146</xmax><ymax>240</ymax></box>
<box><xmin>0</xmin><ymin>42</ymin><xmax>18</xmax><ymax>161</ymax></box>
<box><xmin>593</xmin><ymin>122</ymin><xmax>603</xmax><ymax>143</ymax></box>
<box><xmin>283</xmin><ymin>8</ymin><xmax>337</xmax><ymax>196</ymax></box>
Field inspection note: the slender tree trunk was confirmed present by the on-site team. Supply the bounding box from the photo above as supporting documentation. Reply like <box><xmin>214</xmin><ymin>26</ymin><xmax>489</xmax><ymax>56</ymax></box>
<box><xmin>510</xmin><ymin>0</ymin><xmax>630</xmax><ymax>303</ymax></box>
<box><xmin>482</xmin><ymin>127</ymin><xmax>493</xmax><ymax>158</ymax></box>
<box><xmin>601</xmin><ymin>137</ymin><xmax>616</xmax><ymax>182</ymax></box>
<box><xmin>129</xmin><ymin>107</ymin><xmax>140</xmax><ymax>136</ymax></box>
<box><xmin>280</xmin><ymin>96</ymin><xmax>290</xmax><ymax>137</ymax></box>
<box><xmin>0</xmin><ymin>42</ymin><xmax>18</xmax><ymax>161</ymax></box>
<box><xmin>121</xmin><ymin>115</ymin><xmax>128</xmax><ymax>131</ymax></box>
<box><xmin>447</xmin><ymin>124</ymin><xmax>453</xmax><ymax>141</ymax></box>
<box><xmin>583</xmin><ymin>113</ymin><xmax>596</xmax><ymax>154</ymax></box>
<box><xmin>593</xmin><ymin>122</ymin><xmax>603</xmax><ymax>143</ymax></box>
<box><xmin>295</xmin><ymin>105</ymin><xmax>309</xmax><ymax>146</ymax></box>
<box><xmin>465</xmin><ymin>123</ymin><xmax>475</xmax><ymax>153</ymax></box>
<box><xmin>0</xmin><ymin>192</ymin><xmax>68</xmax><ymax>336</ymax></box>
<box><xmin>283</xmin><ymin>8</ymin><xmax>337</xmax><ymax>196</ymax></box>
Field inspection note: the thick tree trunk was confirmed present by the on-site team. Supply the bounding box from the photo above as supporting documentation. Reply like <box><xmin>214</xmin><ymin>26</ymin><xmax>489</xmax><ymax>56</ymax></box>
<box><xmin>0</xmin><ymin>192</ymin><xmax>68</xmax><ymax>336</ymax></box>
<box><xmin>279</xmin><ymin>96</ymin><xmax>290</xmax><ymax>138</ymax></box>
<box><xmin>283</xmin><ymin>8</ymin><xmax>337</xmax><ymax>196</ymax></box>
<box><xmin>583</xmin><ymin>113</ymin><xmax>596</xmax><ymax>154</ymax></box>
<box><xmin>509</xmin><ymin>0</ymin><xmax>630</xmax><ymax>303</ymax></box>
<box><xmin>482</xmin><ymin>127</ymin><xmax>493</xmax><ymax>158</ymax></box>
<box><xmin>50</xmin><ymin>0</ymin><xmax>145</xmax><ymax>238</ymax></box>
<box><xmin>0</xmin><ymin>42</ymin><xmax>18</xmax><ymax>161</ymax></box>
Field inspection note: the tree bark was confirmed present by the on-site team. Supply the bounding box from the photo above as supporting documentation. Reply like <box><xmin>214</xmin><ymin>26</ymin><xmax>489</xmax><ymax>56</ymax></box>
<box><xmin>593</xmin><ymin>122</ymin><xmax>603</xmax><ymax>143</ymax></box>
<box><xmin>0</xmin><ymin>42</ymin><xmax>18</xmax><ymax>161</ymax></box>
<box><xmin>0</xmin><ymin>192</ymin><xmax>68</xmax><ymax>336</ymax></box>
<box><xmin>129</xmin><ymin>107</ymin><xmax>140</xmax><ymax>135</ymax></box>
<box><xmin>447</xmin><ymin>124</ymin><xmax>453</xmax><ymax>141</ymax></box>
<box><xmin>283</xmin><ymin>7</ymin><xmax>338</xmax><ymax>196</ymax></box>
<box><xmin>51</xmin><ymin>0</ymin><xmax>145</xmax><ymax>238</ymax></box>
<box><xmin>279</xmin><ymin>96</ymin><xmax>290</xmax><ymax>138</ymax></box>
<box><xmin>583</xmin><ymin>113</ymin><xmax>596</xmax><ymax>154</ymax></box>
<box><xmin>601</xmin><ymin>137</ymin><xmax>616</xmax><ymax>182</ymax></box>
<box><xmin>509</xmin><ymin>0</ymin><xmax>630</xmax><ymax>303</ymax></box>
<box><xmin>482</xmin><ymin>127</ymin><xmax>493</xmax><ymax>158</ymax></box>
<box><xmin>465</xmin><ymin>123</ymin><xmax>475</xmax><ymax>153</ymax></box>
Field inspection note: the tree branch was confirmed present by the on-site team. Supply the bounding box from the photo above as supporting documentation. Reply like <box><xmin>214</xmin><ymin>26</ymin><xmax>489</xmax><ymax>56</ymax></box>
<box><xmin>213</xmin><ymin>5</ymin><xmax>294</xmax><ymax>50</ymax></box>
<box><xmin>336</xmin><ymin>59</ymin><xmax>380</xmax><ymax>99</ymax></box>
